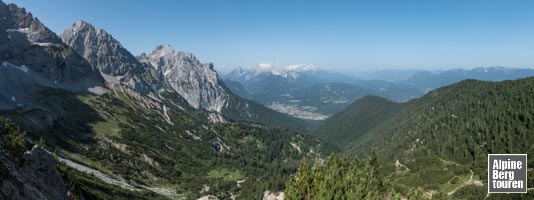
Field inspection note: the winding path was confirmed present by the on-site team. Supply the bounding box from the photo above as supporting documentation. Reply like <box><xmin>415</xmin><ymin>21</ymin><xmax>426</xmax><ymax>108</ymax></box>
<box><xmin>447</xmin><ymin>170</ymin><xmax>483</xmax><ymax>195</ymax></box>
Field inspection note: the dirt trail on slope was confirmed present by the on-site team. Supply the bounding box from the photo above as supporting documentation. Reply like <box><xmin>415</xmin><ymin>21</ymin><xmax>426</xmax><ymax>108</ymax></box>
<box><xmin>447</xmin><ymin>170</ymin><xmax>483</xmax><ymax>195</ymax></box>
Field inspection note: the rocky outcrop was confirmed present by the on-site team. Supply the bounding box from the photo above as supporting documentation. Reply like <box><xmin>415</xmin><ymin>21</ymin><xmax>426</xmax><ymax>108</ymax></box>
<box><xmin>61</xmin><ymin>20</ymin><xmax>144</xmax><ymax>76</ymax></box>
<box><xmin>110</xmin><ymin>85</ymin><xmax>175</xmax><ymax>125</ymax></box>
<box><xmin>0</xmin><ymin>2</ymin><xmax>60</xmax><ymax>44</ymax></box>
<box><xmin>0</xmin><ymin>146</ymin><xmax>68</xmax><ymax>200</ymax></box>
<box><xmin>60</xmin><ymin>20</ymin><xmax>156</xmax><ymax>94</ymax></box>
<box><xmin>141</xmin><ymin>45</ymin><xmax>229</xmax><ymax>112</ymax></box>
<box><xmin>206</xmin><ymin>112</ymin><xmax>227</xmax><ymax>124</ymax></box>
<box><xmin>263</xmin><ymin>190</ymin><xmax>284</xmax><ymax>200</ymax></box>
<box><xmin>0</xmin><ymin>1</ymin><xmax>104</xmax><ymax>111</ymax></box>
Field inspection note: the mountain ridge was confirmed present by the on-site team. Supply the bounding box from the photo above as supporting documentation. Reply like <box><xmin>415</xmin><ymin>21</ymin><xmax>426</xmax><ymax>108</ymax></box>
<box><xmin>61</xmin><ymin>20</ymin><xmax>157</xmax><ymax>96</ymax></box>
<box><xmin>141</xmin><ymin>44</ymin><xmax>229</xmax><ymax>111</ymax></box>
<box><xmin>315</xmin><ymin>77</ymin><xmax>534</xmax><ymax>197</ymax></box>
<box><xmin>60</xmin><ymin>20</ymin><xmax>312</xmax><ymax>131</ymax></box>
<box><xmin>0</xmin><ymin>1</ymin><xmax>105</xmax><ymax>114</ymax></box>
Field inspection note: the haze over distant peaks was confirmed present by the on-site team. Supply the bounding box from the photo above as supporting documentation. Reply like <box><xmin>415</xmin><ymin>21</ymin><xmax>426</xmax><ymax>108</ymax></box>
<box><xmin>227</xmin><ymin>63</ymin><xmax>316</xmax><ymax>80</ymax></box>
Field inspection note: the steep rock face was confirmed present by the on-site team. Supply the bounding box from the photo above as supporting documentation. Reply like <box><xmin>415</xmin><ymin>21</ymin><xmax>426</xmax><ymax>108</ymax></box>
<box><xmin>60</xmin><ymin>20</ymin><xmax>153</xmax><ymax>94</ymax></box>
<box><xmin>0</xmin><ymin>2</ymin><xmax>60</xmax><ymax>44</ymax></box>
<box><xmin>0</xmin><ymin>146</ymin><xmax>67</xmax><ymax>200</ymax></box>
<box><xmin>60</xmin><ymin>20</ymin><xmax>143</xmax><ymax>76</ymax></box>
<box><xmin>0</xmin><ymin>1</ymin><xmax>104</xmax><ymax>111</ymax></box>
<box><xmin>60</xmin><ymin>20</ymin><xmax>232</xmax><ymax>126</ymax></box>
<box><xmin>142</xmin><ymin>45</ymin><xmax>228</xmax><ymax>111</ymax></box>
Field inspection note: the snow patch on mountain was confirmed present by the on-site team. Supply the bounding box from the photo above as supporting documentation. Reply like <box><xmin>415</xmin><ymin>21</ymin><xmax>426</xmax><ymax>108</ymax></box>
<box><xmin>5</xmin><ymin>28</ymin><xmax>29</xmax><ymax>33</ymax></box>
<box><xmin>230</xmin><ymin>63</ymin><xmax>316</xmax><ymax>80</ymax></box>
<box><xmin>1</xmin><ymin>61</ymin><xmax>29</xmax><ymax>73</ymax></box>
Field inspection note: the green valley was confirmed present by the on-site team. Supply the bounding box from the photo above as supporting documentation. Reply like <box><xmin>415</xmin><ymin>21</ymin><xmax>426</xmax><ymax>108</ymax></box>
<box><xmin>1</xmin><ymin>0</ymin><xmax>534</xmax><ymax>199</ymax></box>
<box><xmin>3</xmin><ymin>85</ymin><xmax>333</xmax><ymax>199</ymax></box>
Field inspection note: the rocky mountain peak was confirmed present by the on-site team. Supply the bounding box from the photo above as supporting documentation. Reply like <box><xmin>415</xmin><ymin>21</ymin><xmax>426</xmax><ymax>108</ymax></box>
<box><xmin>71</xmin><ymin>19</ymin><xmax>92</xmax><ymax>29</ymax></box>
<box><xmin>154</xmin><ymin>44</ymin><xmax>173</xmax><ymax>52</ymax></box>
<box><xmin>148</xmin><ymin>44</ymin><xmax>198</xmax><ymax>69</ymax></box>
<box><xmin>142</xmin><ymin>45</ymin><xmax>229</xmax><ymax>111</ymax></box>
<box><xmin>0</xmin><ymin>1</ymin><xmax>104</xmax><ymax>110</ymax></box>
<box><xmin>137</xmin><ymin>52</ymin><xmax>148</xmax><ymax>62</ymax></box>
<box><xmin>0</xmin><ymin>1</ymin><xmax>61</xmax><ymax>44</ymax></box>
<box><xmin>67</xmin><ymin>20</ymin><xmax>102</xmax><ymax>38</ymax></box>
<box><xmin>61</xmin><ymin>20</ymin><xmax>145</xmax><ymax>77</ymax></box>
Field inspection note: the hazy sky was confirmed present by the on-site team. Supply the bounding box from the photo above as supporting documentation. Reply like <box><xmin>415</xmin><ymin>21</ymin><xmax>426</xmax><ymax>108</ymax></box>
<box><xmin>6</xmin><ymin>0</ymin><xmax>534</xmax><ymax>70</ymax></box>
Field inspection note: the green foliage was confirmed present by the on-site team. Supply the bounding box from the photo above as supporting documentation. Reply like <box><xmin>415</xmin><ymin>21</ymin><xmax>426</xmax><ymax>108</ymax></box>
<box><xmin>313</xmin><ymin>96</ymin><xmax>404</xmax><ymax>148</ymax></box>
<box><xmin>207</xmin><ymin>168</ymin><xmax>245</xmax><ymax>182</ymax></box>
<box><xmin>35</xmin><ymin>136</ymin><xmax>46</xmax><ymax>147</ymax></box>
<box><xmin>8</xmin><ymin>87</ymin><xmax>333</xmax><ymax>199</ymax></box>
<box><xmin>407</xmin><ymin>187</ymin><xmax>426</xmax><ymax>200</ymax></box>
<box><xmin>431</xmin><ymin>191</ymin><xmax>447</xmax><ymax>200</ymax></box>
<box><xmin>44</xmin><ymin>47</ymin><xmax>71</xmax><ymax>57</ymax></box>
<box><xmin>0</xmin><ymin>117</ymin><xmax>28</xmax><ymax>160</ymax></box>
<box><xmin>355</xmin><ymin>78</ymin><xmax>534</xmax><ymax>164</ymax></box>
<box><xmin>316</xmin><ymin>77</ymin><xmax>534</xmax><ymax>197</ymax></box>
<box><xmin>450</xmin><ymin>185</ymin><xmax>486</xmax><ymax>200</ymax></box>
<box><xmin>284</xmin><ymin>153</ymin><xmax>389</xmax><ymax>200</ymax></box>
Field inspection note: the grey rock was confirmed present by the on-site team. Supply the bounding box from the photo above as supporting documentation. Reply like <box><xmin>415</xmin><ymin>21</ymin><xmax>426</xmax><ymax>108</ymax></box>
<box><xmin>0</xmin><ymin>1</ymin><xmax>104</xmax><ymax>111</ymax></box>
<box><xmin>60</xmin><ymin>20</ymin><xmax>154</xmax><ymax>94</ymax></box>
<box><xmin>206</xmin><ymin>112</ymin><xmax>227</xmax><ymax>124</ymax></box>
<box><xmin>0</xmin><ymin>2</ymin><xmax>61</xmax><ymax>44</ymax></box>
<box><xmin>60</xmin><ymin>19</ymin><xmax>272</xmax><ymax>117</ymax></box>
<box><xmin>110</xmin><ymin>85</ymin><xmax>175</xmax><ymax>125</ymax></box>
<box><xmin>0</xmin><ymin>146</ymin><xmax>68</xmax><ymax>200</ymax></box>
<box><xmin>142</xmin><ymin>45</ymin><xmax>229</xmax><ymax>111</ymax></box>
<box><xmin>60</xmin><ymin>20</ymin><xmax>143</xmax><ymax>76</ymax></box>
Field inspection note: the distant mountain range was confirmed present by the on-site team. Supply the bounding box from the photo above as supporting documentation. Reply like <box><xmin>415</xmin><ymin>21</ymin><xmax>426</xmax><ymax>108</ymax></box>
<box><xmin>221</xmin><ymin>64</ymin><xmax>424</xmax><ymax>120</ymax></box>
<box><xmin>399</xmin><ymin>67</ymin><xmax>534</xmax><ymax>91</ymax></box>
<box><xmin>221</xmin><ymin>65</ymin><xmax>534</xmax><ymax>120</ymax></box>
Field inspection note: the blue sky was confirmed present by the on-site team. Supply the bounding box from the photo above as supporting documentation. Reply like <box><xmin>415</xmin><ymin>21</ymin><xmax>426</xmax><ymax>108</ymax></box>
<box><xmin>5</xmin><ymin>0</ymin><xmax>534</xmax><ymax>70</ymax></box>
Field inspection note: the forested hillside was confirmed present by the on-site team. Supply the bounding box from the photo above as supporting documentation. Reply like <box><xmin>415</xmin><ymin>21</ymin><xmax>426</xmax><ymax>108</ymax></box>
<box><xmin>313</xmin><ymin>77</ymin><xmax>534</xmax><ymax>198</ymax></box>
<box><xmin>222</xmin><ymin>93</ymin><xmax>317</xmax><ymax>132</ymax></box>
<box><xmin>313</xmin><ymin>96</ymin><xmax>404</xmax><ymax>147</ymax></box>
